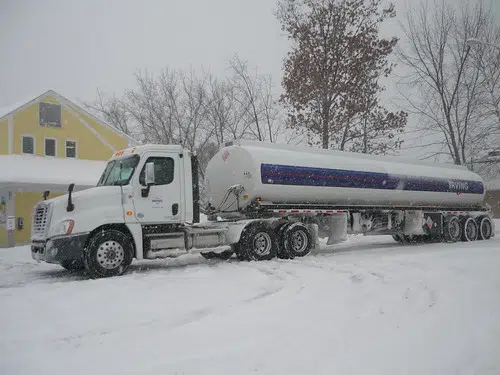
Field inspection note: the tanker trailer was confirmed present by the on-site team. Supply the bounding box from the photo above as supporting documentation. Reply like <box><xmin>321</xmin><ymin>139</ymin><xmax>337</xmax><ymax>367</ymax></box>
<box><xmin>204</xmin><ymin>140</ymin><xmax>494</xmax><ymax>260</ymax></box>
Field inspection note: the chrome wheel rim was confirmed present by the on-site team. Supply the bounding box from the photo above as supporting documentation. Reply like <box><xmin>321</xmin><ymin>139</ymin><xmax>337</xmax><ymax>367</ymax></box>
<box><xmin>253</xmin><ymin>232</ymin><xmax>272</xmax><ymax>256</ymax></box>
<box><xmin>291</xmin><ymin>230</ymin><xmax>308</xmax><ymax>253</ymax></box>
<box><xmin>96</xmin><ymin>240</ymin><xmax>125</xmax><ymax>269</ymax></box>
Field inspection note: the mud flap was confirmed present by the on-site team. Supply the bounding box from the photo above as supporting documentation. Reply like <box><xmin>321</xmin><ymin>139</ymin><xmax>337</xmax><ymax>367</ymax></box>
<box><xmin>326</xmin><ymin>213</ymin><xmax>348</xmax><ymax>245</ymax></box>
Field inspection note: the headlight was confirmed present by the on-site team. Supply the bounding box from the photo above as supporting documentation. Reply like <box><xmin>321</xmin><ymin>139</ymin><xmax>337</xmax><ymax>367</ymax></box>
<box><xmin>54</xmin><ymin>220</ymin><xmax>74</xmax><ymax>236</ymax></box>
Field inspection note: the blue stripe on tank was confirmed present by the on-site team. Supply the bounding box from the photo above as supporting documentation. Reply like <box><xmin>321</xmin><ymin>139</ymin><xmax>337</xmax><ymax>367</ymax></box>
<box><xmin>260</xmin><ymin>164</ymin><xmax>484</xmax><ymax>195</ymax></box>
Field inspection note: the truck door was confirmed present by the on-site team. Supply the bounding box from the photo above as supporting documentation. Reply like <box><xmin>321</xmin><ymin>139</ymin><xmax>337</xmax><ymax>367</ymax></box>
<box><xmin>132</xmin><ymin>153</ymin><xmax>182</xmax><ymax>224</ymax></box>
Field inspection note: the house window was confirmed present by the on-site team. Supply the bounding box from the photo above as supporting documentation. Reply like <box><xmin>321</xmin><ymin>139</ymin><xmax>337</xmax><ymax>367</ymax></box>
<box><xmin>44</xmin><ymin>138</ymin><xmax>56</xmax><ymax>157</ymax></box>
<box><xmin>39</xmin><ymin>102</ymin><xmax>61</xmax><ymax>127</ymax></box>
<box><xmin>66</xmin><ymin>140</ymin><xmax>77</xmax><ymax>158</ymax></box>
<box><xmin>22</xmin><ymin>136</ymin><xmax>35</xmax><ymax>154</ymax></box>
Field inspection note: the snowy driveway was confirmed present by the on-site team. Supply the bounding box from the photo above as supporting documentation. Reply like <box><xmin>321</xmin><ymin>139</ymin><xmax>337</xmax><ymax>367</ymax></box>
<box><xmin>1</xmin><ymin>225</ymin><xmax>500</xmax><ymax>375</ymax></box>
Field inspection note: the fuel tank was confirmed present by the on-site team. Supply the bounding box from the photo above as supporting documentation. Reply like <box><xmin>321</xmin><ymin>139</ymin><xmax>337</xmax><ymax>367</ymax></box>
<box><xmin>205</xmin><ymin>140</ymin><xmax>485</xmax><ymax>213</ymax></box>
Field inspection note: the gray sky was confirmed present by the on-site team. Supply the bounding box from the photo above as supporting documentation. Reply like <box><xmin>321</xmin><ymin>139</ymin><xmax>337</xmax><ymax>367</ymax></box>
<box><xmin>0</xmin><ymin>0</ymin><xmax>288</xmax><ymax>108</ymax></box>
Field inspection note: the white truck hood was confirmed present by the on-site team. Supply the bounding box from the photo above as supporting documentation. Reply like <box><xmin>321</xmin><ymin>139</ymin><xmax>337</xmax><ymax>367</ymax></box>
<box><xmin>44</xmin><ymin>186</ymin><xmax>125</xmax><ymax>238</ymax></box>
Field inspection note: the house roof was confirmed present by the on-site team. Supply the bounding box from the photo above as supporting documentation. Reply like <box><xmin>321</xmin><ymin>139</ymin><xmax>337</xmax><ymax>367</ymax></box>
<box><xmin>486</xmin><ymin>179</ymin><xmax>500</xmax><ymax>191</ymax></box>
<box><xmin>0</xmin><ymin>154</ymin><xmax>106</xmax><ymax>191</ymax></box>
<box><xmin>0</xmin><ymin>90</ymin><xmax>138</xmax><ymax>146</ymax></box>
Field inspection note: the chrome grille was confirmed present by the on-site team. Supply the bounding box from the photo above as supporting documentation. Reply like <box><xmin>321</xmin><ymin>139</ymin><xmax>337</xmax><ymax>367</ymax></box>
<box><xmin>32</xmin><ymin>203</ymin><xmax>49</xmax><ymax>239</ymax></box>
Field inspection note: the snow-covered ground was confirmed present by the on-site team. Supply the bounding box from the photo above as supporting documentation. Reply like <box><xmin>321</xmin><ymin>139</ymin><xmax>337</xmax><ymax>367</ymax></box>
<box><xmin>1</xmin><ymin>221</ymin><xmax>499</xmax><ymax>375</ymax></box>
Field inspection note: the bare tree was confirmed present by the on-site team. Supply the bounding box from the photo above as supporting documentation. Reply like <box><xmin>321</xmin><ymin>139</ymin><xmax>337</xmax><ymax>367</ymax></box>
<box><xmin>88</xmin><ymin>60</ymin><xmax>284</xmax><ymax>196</ymax></box>
<box><xmin>398</xmin><ymin>0</ymin><xmax>497</xmax><ymax>167</ymax></box>
<box><xmin>86</xmin><ymin>89</ymin><xmax>136</xmax><ymax>137</ymax></box>
<box><xmin>229</xmin><ymin>55</ymin><xmax>282</xmax><ymax>143</ymax></box>
<box><xmin>203</xmin><ymin>75</ymin><xmax>252</xmax><ymax>145</ymax></box>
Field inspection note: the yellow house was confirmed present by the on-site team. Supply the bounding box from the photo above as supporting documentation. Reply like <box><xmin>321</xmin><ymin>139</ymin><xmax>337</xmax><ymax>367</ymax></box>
<box><xmin>0</xmin><ymin>90</ymin><xmax>138</xmax><ymax>247</ymax></box>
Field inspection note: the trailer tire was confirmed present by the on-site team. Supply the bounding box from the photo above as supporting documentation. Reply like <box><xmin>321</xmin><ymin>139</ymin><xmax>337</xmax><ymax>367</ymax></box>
<box><xmin>443</xmin><ymin>215</ymin><xmax>461</xmax><ymax>243</ymax></box>
<box><xmin>477</xmin><ymin>216</ymin><xmax>493</xmax><ymax>240</ymax></box>
<box><xmin>60</xmin><ymin>259</ymin><xmax>85</xmax><ymax>272</ymax></box>
<box><xmin>239</xmin><ymin>223</ymin><xmax>277</xmax><ymax>261</ymax></box>
<box><xmin>461</xmin><ymin>217</ymin><xmax>478</xmax><ymax>242</ymax></box>
<box><xmin>83</xmin><ymin>230</ymin><xmax>134</xmax><ymax>278</ymax></box>
<box><xmin>281</xmin><ymin>223</ymin><xmax>312</xmax><ymax>258</ymax></box>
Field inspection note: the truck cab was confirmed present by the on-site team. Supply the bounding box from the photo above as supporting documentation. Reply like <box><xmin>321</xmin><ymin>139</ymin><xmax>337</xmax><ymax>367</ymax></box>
<box><xmin>30</xmin><ymin>145</ymin><xmax>232</xmax><ymax>278</ymax></box>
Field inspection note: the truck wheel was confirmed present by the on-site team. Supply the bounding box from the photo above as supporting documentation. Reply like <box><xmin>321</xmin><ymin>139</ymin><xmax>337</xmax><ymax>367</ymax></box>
<box><xmin>83</xmin><ymin>230</ymin><xmax>134</xmax><ymax>278</ymax></box>
<box><xmin>461</xmin><ymin>217</ymin><xmax>478</xmax><ymax>242</ymax></box>
<box><xmin>477</xmin><ymin>217</ymin><xmax>493</xmax><ymax>240</ymax></box>
<box><xmin>239</xmin><ymin>223</ymin><xmax>277</xmax><ymax>261</ymax></box>
<box><xmin>60</xmin><ymin>259</ymin><xmax>85</xmax><ymax>272</ymax></box>
<box><xmin>443</xmin><ymin>215</ymin><xmax>461</xmax><ymax>243</ymax></box>
<box><xmin>282</xmin><ymin>223</ymin><xmax>312</xmax><ymax>258</ymax></box>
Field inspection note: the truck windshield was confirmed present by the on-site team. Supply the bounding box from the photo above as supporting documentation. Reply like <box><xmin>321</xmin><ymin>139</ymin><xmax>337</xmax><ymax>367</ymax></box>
<box><xmin>97</xmin><ymin>155</ymin><xmax>140</xmax><ymax>186</ymax></box>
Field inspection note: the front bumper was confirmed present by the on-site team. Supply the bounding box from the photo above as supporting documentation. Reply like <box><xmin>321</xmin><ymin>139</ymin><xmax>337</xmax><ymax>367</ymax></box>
<box><xmin>31</xmin><ymin>233</ymin><xmax>89</xmax><ymax>264</ymax></box>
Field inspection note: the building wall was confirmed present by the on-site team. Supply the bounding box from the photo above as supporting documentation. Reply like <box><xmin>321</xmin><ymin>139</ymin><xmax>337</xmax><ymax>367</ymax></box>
<box><xmin>13</xmin><ymin>191</ymin><xmax>63</xmax><ymax>245</ymax></box>
<box><xmin>77</xmin><ymin>110</ymin><xmax>129</xmax><ymax>151</ymax></box>
<box><xmin>0</xmin><ymin>119</ymin><xmax>8</xmax><ymax>155</ymax></box>
<box><xmin>0</xmin><ymin>188</ymin><xmax>7</xmax><ymax>247</ymax></box>
<box><xmin>486</xmin><ymin>190</ymin><xmax>500</xmax><ymax>218</ymax></box>
<box><xmin>12</xmin><ymin>95</ymin><xmax>120</xmax><ymax>161</ymax></box>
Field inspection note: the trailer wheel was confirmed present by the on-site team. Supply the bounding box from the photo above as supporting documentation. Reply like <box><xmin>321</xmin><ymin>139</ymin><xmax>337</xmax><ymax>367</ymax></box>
<box><xmin>477</xmin><ymin>217</ymin><xmax>493</xmax><ymax>240</ymax></box>
<box><xmin>461</xmin><ymin>217</ymin><xmax>478</xmax><ymax>242</ymax></box>
<box><xmin>60</xmin><ymin>259</ymin><xmax>85</xmax><ymax>272</ymax></box>
<box><xmin>443</xmin><ymin>215</ymin><xmax>461</xmax><ymax>243</ymax></box>
<box><xmin>83</xmin><ymin>230</ymin><xmax>134</xmax><ymax>278</ymax></box>
<box><xmin>282</xmin><ymin>223</ymin><xmax>312</xmax><ymax>258</ymax></box>
<box><xmin>239</xmin><ymin>223</ymin><xmax>277</xmax><ymax>261</ymax></box>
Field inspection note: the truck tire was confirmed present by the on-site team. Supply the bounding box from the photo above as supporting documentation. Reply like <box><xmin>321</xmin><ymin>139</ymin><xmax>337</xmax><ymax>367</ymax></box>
<box><xmin>239</xmin><ymin>223</ymin><xmax>277</xmax><ymax>261</ymax></box>
<box><xmin>443</xmin><ymin>215</ymin><xmax>461</xmax><ymax>243</ymax></box>
<box><xmin>83</xmin><ymin>230</ymin><xmax>134</xmax><ymax>278</ymax></box>
<box><xmin>477</xmin><ymin>216</ymin><xmax>493</xmax><ymax>240</ymax></box>
<box><xmin>281</xmin><ymin>222</ymin><xmax>312</xmax><ymax>258</ymax></box>
<box><xmin>461</xmin><ymin>217</ymin><xmax>478</xmax><ymax>242</ymax></box>
<box><xmin>60</xmin><ymin>259</ymin><xmax>85</xmax><ymax>272</ymax></box>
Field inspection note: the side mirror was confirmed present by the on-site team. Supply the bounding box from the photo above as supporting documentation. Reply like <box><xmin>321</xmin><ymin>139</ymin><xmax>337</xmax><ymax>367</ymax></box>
<box><xmin>142</xmin><ymin>162</ymin><xmax>155</xmax><ymax>198</ymax></box>
<box><xmin>145</xmin><ymin>162</ymin><xmax>155</xmax><ymax>185</ymax></box>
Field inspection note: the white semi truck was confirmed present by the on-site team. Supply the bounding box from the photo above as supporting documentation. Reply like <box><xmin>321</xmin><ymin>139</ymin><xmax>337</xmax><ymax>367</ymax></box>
<box><xmin>31</xmin><ymin>140</ymin><xmax>495</xmax><ymax>278</ymax></box>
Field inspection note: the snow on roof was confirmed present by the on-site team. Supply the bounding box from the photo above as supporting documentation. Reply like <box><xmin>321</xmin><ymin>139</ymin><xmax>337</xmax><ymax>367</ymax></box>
<box><xmin>0</xmin><ymin>97</ymin><xmax>38</xmax><ymax>120</ymax></box>
<box><xmin>486</xmin><ymin>179</ymin><xmax>500</xmax><ymax>191</ymax></box>
<box><xmin>0</xmin><ymin>154</ymin><xmax>106</xmax><ymax>191</ymax></box>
